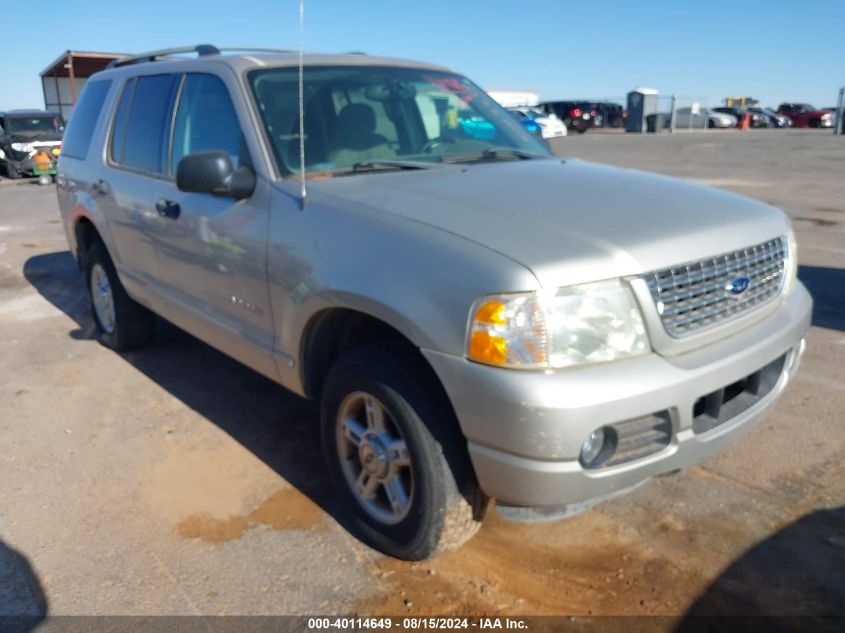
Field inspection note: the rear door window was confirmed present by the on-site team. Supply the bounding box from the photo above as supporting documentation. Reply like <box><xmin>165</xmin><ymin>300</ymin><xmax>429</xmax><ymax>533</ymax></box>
<box><xmin>110</xmin><ymin>74</ymin><xmax>178</xmax><ymax>174</ymax></box>
<box><xmin>61</xmin><ymin>80</ymin><xmax>112</xmax><ymax>160</ymax></box>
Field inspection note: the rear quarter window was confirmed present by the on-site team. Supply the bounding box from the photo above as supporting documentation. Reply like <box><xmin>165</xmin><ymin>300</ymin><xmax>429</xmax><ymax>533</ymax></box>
<box><xmin>60</xmin><ymin>80</ymin><xmax>112</xmax><ymax>160</ymax></box>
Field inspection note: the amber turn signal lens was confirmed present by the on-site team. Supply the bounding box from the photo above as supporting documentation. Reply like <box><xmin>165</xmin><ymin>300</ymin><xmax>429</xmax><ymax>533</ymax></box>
<box><xmin>469</xmin><ymin>330</ymin><xmax>507</xmax><ymax>365</ymax></box>
<box><xmin>474</xmin><ymin>300</ymin><xmax>506</xmax><ymax>325</ymax></box>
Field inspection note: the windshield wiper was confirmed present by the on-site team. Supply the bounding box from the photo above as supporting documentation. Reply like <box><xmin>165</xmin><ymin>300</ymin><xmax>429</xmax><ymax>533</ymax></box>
<box><xmin>349</xmin><ymin>160</ymin><xmax>437</xmax><ymax>173</ymax></box>
<box><xmin>440</xmin><ymin>147</ymin><xmax>546</xmax><ymax>164</ymax></box>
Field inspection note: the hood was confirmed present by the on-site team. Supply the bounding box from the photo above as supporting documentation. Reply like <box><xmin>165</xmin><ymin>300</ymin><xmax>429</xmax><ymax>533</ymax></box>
<box><xmin>312</xmin><ymin>158</ymin><xmax>790</xmax><ymax>288</ymax></box>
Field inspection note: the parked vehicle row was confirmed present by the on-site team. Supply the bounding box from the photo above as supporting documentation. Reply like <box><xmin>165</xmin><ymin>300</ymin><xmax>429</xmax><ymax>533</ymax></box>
<box><xmin>528</xmin><ymin>100</ymin><xmax>836</xmax><ymax>133</ymax></box>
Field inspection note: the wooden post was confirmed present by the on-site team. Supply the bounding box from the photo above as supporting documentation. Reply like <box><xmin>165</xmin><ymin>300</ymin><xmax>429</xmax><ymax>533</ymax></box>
<box><xmin>67</xmin><ymin>52</ymin><xmax>78</xmax><ymax>104</ymax></box>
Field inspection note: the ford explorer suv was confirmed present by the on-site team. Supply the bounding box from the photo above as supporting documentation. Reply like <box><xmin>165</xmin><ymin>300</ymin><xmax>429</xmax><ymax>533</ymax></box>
<box><xmin>56</xmin><ymin>45</ymin><xmax>811</xmax><ymax>560</ymax></box>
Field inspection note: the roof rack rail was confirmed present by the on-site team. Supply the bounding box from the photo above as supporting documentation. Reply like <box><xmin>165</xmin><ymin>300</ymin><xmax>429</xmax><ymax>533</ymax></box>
<box><xmin>107</xmin><ymin>44</ymin><xmax>220</xmax><ymax>68</ymax></box>
<box><xmin>216</xmin><ymin>47</ymin><xmax>296</xmax><ymax>54</ymax></box>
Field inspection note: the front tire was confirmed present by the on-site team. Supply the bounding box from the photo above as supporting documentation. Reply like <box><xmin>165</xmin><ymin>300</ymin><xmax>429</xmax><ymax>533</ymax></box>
<box><xmin>5</xmin><ymin>160</ymin><xmax>20</xmax><ymax>179</ymax></box>
<box><xmin>321</xmin><ymin>343</ymin><xmax>487</xmax><ymax>560</ymax></box>
<box><xmin>86</xmin><ymin>241</ymin><xmax>155</xmax><ymax>351</ymax></box>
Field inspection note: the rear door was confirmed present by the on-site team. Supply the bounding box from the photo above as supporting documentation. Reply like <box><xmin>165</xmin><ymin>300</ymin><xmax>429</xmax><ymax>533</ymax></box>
<box><xmin>152</xmin><ymin>71</ymin><xmax>275</xmax><ymax>362</ymax></box>
<box><xmin>100</xmin><ymin>73</ymin><xmax>179</xmax><ymax>288</ymax></box>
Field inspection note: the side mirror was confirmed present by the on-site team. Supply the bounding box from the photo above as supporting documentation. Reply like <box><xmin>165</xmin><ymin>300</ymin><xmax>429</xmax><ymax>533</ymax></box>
<box><xmin>176</xmin><ymin>150</ymin><xmax>255</xmax><ymax>200</ymax></box>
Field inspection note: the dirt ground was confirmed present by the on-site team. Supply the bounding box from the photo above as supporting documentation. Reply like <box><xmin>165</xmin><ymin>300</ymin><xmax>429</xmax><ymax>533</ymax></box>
<box><xmin>1</xmin><ymin>129</ymin><xmax>843</xmax><ymax>624</ymax></box>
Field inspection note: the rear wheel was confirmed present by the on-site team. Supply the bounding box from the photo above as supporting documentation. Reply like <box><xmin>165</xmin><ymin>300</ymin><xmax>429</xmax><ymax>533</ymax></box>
<box><xmin>5</xmin><ymin>160</ymin><xmax>20</xmax><ymax>179</ymax></box>
<box><xmin>809</xmin><ymin>118</ymin><xmax>821</xmax><ymax>128</ymax></box>
<box><xmin>321</xmin><ymin>343</ymin><xmax>487</xmax><ymax>559</ymax></box>
<box><xmin>86</xmin><ymin>241</ymin><xmax>155</xmax><ymax>351</ymax></box>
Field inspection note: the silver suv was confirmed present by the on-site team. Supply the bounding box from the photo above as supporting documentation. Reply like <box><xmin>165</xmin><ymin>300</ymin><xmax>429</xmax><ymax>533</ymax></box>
<box><xmin>56</xmin><ymin>45</ymin><xmax>812</xmax><ymax>560</ymax></box>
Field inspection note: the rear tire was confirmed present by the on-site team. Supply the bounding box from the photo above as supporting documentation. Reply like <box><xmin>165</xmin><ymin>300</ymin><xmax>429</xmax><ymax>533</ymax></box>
<box><xmin>321</xmin><ymin>343</ymin><xmax>487</xmax><ymax>560</ymax></box>
<box><xmin>86</xmin><ymin>241</ymin><xmax>155</xmax><ymax>351</ymax></box>
<box><xmin>809</xmin><ymin>118</ymin><xmax>821</xmax><ymax>128</ymax></box>
<box><xmin>5</xmin><ymin>161</ymin><xmax>20</xmax><ymax>179</ymax></box>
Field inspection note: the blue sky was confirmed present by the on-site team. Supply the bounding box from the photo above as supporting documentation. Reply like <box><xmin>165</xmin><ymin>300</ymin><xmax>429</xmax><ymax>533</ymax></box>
<box><xmin>3</xmin><ymin>0</ymin><xmax>843</xmax><ymax>111</ymax></box>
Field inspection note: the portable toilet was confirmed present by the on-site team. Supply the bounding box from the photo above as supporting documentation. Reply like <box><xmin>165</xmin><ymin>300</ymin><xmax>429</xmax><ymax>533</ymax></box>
<box><xmin>626</xmin><ymin>88</ymin><xmax>659</xmax><ymax>133</ymax></box>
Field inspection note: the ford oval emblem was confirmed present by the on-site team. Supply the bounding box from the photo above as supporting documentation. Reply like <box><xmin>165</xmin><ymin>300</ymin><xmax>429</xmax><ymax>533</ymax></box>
<box><xmin>725</xmin><ymin>276</ymin><xmax>750</xmax><ymax>297</ymax></box>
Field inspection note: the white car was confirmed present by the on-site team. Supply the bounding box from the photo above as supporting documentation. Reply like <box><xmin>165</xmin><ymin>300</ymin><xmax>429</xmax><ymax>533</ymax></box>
<box><xmin>511</xmin><ymin>107</ymin><xmax>568</xmax><ymax>138</ymax></box>
<box><xmin>673</xmin><ymin>107</ymin><xmax>737</xmax><ymax>129</ymax></box>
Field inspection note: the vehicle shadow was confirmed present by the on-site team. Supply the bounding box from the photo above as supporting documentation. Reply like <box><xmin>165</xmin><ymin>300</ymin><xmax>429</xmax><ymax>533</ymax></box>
<box><xmin>798</xmin><ymin>265</ymin><xmax>845</xmax><ymax>332</ymax></box>
<box><xmin>675</xmin><ymin>506</ymin><xmax>845</xmax><ymax>632</ymax></box>
<box><xmin>0</xmin><ymin>540</ymin><xmax>48</xmax><ymax>632</ymax></box>
<box><xmin>22</xmin><ymin>251</ymin><xmax>349</xmax><ymax>534</ymax></box>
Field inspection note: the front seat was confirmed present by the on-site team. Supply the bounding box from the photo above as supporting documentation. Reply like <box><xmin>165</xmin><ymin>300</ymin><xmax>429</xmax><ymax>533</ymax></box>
<box><xmin>328</xmin><ymin>103</ymin><xmax>394</xmax><ymax>167</ymax></box>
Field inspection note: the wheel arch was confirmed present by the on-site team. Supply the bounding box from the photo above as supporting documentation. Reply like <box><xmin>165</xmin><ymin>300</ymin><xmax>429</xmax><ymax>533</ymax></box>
<box><xmin>299</xmin><ymin>306</ymin><xmax>445</xmax><ymax>402</ymax></box>
<box><xmin>73</xmin><ymin>216</ymin><xmax>103</xmax><ymax>271</ymax></box>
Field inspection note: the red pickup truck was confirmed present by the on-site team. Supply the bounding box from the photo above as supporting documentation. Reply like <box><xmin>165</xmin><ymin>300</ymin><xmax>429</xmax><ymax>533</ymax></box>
<box><xmin>777</xmin><ymin>103</ymin><xmax>835</xmax><ymax>128</ymax></box>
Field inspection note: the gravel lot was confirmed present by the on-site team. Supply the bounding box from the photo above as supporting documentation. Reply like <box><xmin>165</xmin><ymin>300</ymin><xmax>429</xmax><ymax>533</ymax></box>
<box><xmin>1</xmin><ymin>129</ymin><xmax>843</xmax><ymax>624</ymax></box>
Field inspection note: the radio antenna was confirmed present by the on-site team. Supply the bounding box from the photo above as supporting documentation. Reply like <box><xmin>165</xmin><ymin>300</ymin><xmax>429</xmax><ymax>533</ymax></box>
<box><xmin>298</xmin><ymin>0</ymin><xmax>307</xmax><ymax>209</ymax></box>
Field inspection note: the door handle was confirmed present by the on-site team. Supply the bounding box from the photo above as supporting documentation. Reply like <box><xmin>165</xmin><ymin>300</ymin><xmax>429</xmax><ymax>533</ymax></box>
<box><xmin>155</xmin><ymin>199</ymin><xmax>181</xmax><ymax>219</ymax></box>
<box><xmin>92</xmin><ymin>179</ymin><xmax>110</xmax><ymax>196</ymax></box>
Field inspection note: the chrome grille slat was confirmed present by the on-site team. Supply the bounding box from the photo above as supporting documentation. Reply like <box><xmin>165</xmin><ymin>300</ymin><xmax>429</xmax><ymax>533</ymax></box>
<box><xmin>644</xmin><ymin>236</ymin><xmax>787</xmax><ymax>337</ymax></box>
<box><xmin>653</xmin><ymin>258</ymin><xmax>785</xmax><ymax>302</ymax></box>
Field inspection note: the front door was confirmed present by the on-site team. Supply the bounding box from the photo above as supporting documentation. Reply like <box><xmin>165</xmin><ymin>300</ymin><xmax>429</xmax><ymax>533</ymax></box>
<box><xmin>152</xmin><ymin>72</ymin><xmax>275</xmax><ymax>368</ymax></box>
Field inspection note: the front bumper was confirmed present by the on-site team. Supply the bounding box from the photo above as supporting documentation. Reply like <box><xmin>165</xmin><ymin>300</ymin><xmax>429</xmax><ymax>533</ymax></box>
<box><xmin>423</xmin><ymin>283</ymin><xmax>812</xmax><ymax>507</ymax></box>
<box><xmin>3</xmin><ymin>156</ymin><xmax>34</xmax><ymax>173</ymax></box>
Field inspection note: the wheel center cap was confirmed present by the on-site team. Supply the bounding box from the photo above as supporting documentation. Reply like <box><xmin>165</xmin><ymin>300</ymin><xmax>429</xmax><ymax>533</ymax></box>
<box><xmin>360</xmin><ymin>435</ymin><xmax>388</xmax><ymax>476</ymax></box>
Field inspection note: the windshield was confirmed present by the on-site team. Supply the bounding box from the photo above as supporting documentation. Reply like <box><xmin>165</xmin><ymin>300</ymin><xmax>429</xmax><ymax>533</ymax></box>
<box><xmin>249</xmin><ymin>66</ymin><xmax>550</xmax><ymax>176</ymax></box>
<box><xmin>522</xmin><ymin>108</ymin><xmax>546</xmax><ymax>118</ymax></box>
<box><xmin>6</xmin><ymin>115</ymin><xmax>65</xmax><ymax>137</ymax></box>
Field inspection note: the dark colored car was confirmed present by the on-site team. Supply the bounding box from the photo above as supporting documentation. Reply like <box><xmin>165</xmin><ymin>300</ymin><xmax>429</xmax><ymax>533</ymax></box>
<box><xmin>747</xmin><ymin>107</ymin><xmax>791</xmax><ymax>128</ymax></box>
<box><xmin>712</xmin><ymin>106</ymin><xmax>769</xmax><ymax>128</ymax></box>
<box><xmin>0</xmin><ymin>110</ymin><xmax>65</xmax><ymax>178</ymax></box>
<box><xmin>539</xmin><ymin>100</ymin><xmax>595</xmax><ymax>133</ymax></box>
<box><xmin>776</xmin><ymin>103</ymin><xmax>834</xmax><ymax>128</ymax></box>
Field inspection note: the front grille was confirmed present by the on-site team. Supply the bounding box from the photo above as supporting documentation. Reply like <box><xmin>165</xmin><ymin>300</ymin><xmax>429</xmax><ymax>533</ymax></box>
<box><xmin>693</xmin><ymin>354</ymin><xmax>786</xmax><ymax>434</ymax></box>
<box><xmin>643</xmin><ymin>236</ymin><xmax>788</xmax><ymax>337</ymax></box>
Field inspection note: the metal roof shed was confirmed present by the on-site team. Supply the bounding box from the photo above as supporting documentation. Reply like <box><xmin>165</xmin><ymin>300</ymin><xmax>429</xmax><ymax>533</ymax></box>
<box><xmin>40</xmin><ymin>51</ymin><xmax>126</xmax><ymax>120</ymax></box>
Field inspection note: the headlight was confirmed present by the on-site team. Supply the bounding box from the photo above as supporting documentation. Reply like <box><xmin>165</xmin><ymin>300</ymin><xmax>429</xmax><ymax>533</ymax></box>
<box><xmin>467</xmin><ymin>280</ymin><xmax>650</xmax><ymax>369</ymax></box>
<box><xmin>10</xmin><ymin>142</ymin><xmax>34</xmax><ymax>153</ymax></box>
<box><xmin>784</xmin><ymin>228</ymin><xmax>798</xmax><ymax>295</ymax></box>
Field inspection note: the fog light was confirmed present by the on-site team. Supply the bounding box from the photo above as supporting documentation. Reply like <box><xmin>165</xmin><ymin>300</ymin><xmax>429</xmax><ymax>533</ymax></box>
<box><xmin>579</xmin><ymin>427</ymin><xmax>616</xmax><ymax>468</ymax></box>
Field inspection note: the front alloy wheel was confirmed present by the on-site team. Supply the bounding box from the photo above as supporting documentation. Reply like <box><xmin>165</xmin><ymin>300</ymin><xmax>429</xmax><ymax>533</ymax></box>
<box><xmin>336</xmin><ymin>392</ymin><xmax>413</xmax><ymax>524</ymax></box>
<box><xmin>321</xmin><ymin>343</ymin><xmax>487</xmax><ymax>560</ymax></box>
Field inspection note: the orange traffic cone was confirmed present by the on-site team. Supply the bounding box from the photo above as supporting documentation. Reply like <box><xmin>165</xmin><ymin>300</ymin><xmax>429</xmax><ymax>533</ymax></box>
<box><xmin>738</xmin><ymin>112</ymin><xmax>751</xmax><ymax>130</ymax></box>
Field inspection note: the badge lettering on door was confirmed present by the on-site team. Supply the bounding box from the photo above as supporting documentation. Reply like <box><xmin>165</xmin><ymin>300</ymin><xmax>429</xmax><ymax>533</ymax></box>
<box><xmin>230</xmin><ymin>296</ymin><xmax>264</xmax><ymax>315</ymax></box>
